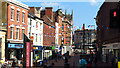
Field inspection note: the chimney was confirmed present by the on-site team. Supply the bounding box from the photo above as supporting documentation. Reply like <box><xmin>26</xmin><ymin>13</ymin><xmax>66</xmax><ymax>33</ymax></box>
<box><xmin>45</xmin><ymin>7</ymin><xmax>53</xmax><ymax>20</ymax></box>
<box><xmin>29</xmin><ymin>7</ymin><xmax>42</xmax><ymax>18</ymax></box>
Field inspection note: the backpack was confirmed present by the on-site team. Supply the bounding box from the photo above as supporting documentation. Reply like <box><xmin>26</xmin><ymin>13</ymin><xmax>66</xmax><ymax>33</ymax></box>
<box><xmin>79</xmin><ymin>59</ymin><xmax>87</xmax><ymax>65</ymax></box>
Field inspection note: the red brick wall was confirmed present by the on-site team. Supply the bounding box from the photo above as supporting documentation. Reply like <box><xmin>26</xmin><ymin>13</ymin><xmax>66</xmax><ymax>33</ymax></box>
<box><xmin>97</xmin><ymin>2</ymin><xmax>120</xmax><ymax>44</ymax></box>
<box><xmin>43</xmin><ymin>23</ymin><xmax>55</xmax><ymax>46</ymax></box>
<box><xmin>45</xmin><ymin>7</ymin><xmax>53</xmax><ymax>21</ymax></box>
<box><xmin>7</xmin><ymin>3</ymin><xmax>28</xmax><ymax>40</ymax></box>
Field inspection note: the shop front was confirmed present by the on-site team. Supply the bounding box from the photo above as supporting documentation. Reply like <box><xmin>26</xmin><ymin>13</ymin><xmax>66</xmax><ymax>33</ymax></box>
<box><xmin>33</xmin><ymin>46</ymin><xmax>43</xmax><ymax>66</ymax></box>
<box><xmin>43</xmin><ymin>46</ymin><xmax>52</xmax><ymax>59</ymax></box>
<box><xmin>102</xmin><ymin>42</ymin><xmax>120</xmax><ymax>63</ymax></box>
<box><xmin>43</xmin><ymin>46</ymin><xmax>56</xmax><ymax>59</ymax></box>
<box><xmin>6</xmin><ymin>43</ymin><xmax>24</xmax><ymax>60</ymax></box>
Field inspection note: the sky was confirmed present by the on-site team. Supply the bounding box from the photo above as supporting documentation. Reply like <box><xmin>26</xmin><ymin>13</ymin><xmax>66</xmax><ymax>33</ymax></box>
<box><xmin>19</xmin><ymin>1</ymin><xmax>104</xmax><ymax>30</ymax></box>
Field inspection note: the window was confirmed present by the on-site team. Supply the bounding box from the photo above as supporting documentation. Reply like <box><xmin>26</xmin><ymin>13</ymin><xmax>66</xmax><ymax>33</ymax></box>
<box><xmin>22</xmin><ymin>13</ymin><xmax>25</xmax><ymax>23</ymax></box>
<box><xmin>17</xmin><ymin>11</ymin><xmax>20</xmax><ymax>22</ymax></box>
<box><xmin>10</xmin><ymin>27</ymin><xmax>13</xmax><ymax>39</ymax></box>
<box><xmin>40</xmin><ymin>23</ymin><xmax>42</xmax><ymax>30</ymax></box>
<box><xmin>36</xmin><ymin>22</ymin><xmax>38</xmax><ymax>29</ymax></box>
<box><xmin>62</xmin><ymin>25</ymin><xmax>64</xmax><ymax>30</ymax></box>
<box><xmin>36</xmin><ymin>34</ymin><xmax>37</xmax><ymax>42</ymax></box>
<box><xmin>39</xmin><ymin>35</ymin><xmax>41</xmax><ymax>44</ymax></box>
<box><xmin>22</xmin><ymin>29</ymin><xmax>25</xmax><ymax>39</ymax></box>
<box><xmin>16</xmin><ymin>28</ymin><xmax>19</xmax><ymax>39</ymax></box>
<box><xmin>11</xmin><ymin>8</ymin><xmax>14</xmax><ymax>20</ymax></box>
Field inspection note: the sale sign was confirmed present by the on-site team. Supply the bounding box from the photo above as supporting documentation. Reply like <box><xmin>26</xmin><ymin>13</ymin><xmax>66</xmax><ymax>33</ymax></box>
<box><xmin>26</xmin><ymin>42</ymin><xmax>31</xmax><ymax>68</ymax></box>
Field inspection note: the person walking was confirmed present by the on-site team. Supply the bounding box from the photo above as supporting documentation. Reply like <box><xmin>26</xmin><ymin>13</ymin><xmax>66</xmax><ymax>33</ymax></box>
<box><xmin>79</xmin><ymin>57</ymin><xmax>87</xmax><ymax>68</ymax></box>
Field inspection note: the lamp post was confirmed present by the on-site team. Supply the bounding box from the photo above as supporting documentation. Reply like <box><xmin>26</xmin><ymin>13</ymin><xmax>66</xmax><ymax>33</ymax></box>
<box><xmin>82</xmin><ymin>24</ymin><xmax>85</xmax><ymax>53</ymax></box>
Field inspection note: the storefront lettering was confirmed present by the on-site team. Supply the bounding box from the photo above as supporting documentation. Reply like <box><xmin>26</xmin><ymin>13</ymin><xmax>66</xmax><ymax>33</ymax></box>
<box><xmin>8</xmin><ymin>43</ymin><xmax>23</xmax><ymax>48</ymax></box>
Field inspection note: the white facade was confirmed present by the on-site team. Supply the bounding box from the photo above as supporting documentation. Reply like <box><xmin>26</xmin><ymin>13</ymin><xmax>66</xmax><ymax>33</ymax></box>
<box><xmin>55</xmin><ymin>22</ymin><xmax>59</xmax><ymax>46</ymax></box>
<box><xmin>28</xmin><ymin>15</ymin><xmax>43</xmax><ymax>46</ymax></box>
<box><xmin>28</xmin><ymin>14</ymin><xmax>43</xmax><ymax>66</ymax></box>
<box><xmin>0</xmin><ymin>31</ymin><xmax>6</xmax><ymax>62</ymax></box>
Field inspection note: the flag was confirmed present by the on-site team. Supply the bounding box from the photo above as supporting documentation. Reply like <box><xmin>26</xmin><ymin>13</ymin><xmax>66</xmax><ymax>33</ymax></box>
<box><xmin>74</xmin><ymin>26</ymin><xmax>76</xmax><ymax>28</ymax></box>
<box><xmin>88</xmin><ymin>25</ymin><xmax>94</xmax><ymax>28</ymax></box>
<box><xmin>82</xmin><ymin>24</ymin><xmax>85</xmax><ymax>30</ymax></box>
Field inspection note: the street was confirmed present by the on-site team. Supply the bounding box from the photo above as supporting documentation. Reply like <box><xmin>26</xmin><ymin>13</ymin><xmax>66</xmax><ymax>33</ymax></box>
<box><xmin>40</xmin><ymin>53</ymin><xmax>113</xmax><ymax>68</ymax></box>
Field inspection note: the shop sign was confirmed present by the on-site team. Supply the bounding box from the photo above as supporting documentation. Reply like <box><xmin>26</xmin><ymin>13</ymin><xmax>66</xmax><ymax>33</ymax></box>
<box><xmin>44</xmin><ymin>46</ymin><xmax>52</xmax><ymax>50</ymax></box>
<box><xmin>52</xmin><ymin>46</ymin><xmax>55</xmax><ymax>49</ymax></box>
<box><xmin>33</xmin><ymin>46</ymin><xmax>42</xmax><ymax>50</ymax></box>
<box><xmin>26</xmin><ymin>42</ymin><xmax>31</xmax><ymax>67</ymax></box>
<box><xmin>8</xmin><ymin>43</ymin><xmax>23</xmax><ymax>48</ymax></box>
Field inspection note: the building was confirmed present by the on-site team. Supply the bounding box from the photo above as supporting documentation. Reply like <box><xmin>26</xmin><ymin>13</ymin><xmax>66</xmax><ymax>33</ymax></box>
<box><xmin>96</xmin><ymin>1</ymin><xmax>120</xmax><ymax>62</ymax></box>
<box><xmin>0</xmin><ymin>0</ymin><xmax>7</xmax><ymax>62</ymax></box>
<box><xmin>0</xmin><ymin>31</ymin><xmax>6</xmax><ymax>62</ymax></box>
<box><xmin>61</xmin><ymin>12</ymin><xmax>73</xmax><ymax>55</ymax></box>
<box><xmin>40</xmin><ymin>7</ymin><xmax>55</xmax><ymax>58</ymax></box>
<box><xmin>28</xmin><ymin>7</ymin><xmax>42</xmax><ymax>18</ymax></box>
<box><xmin>28</xmin><ymin>13</ymin><xmax>44</xmax><ymax>66</ymax></box>
<box><xmin>74</xmin><ymin>29</ymin><xmax>96</xmax><ymax>54</ymax></box>
<box><xmin>5</xmin><ymin>0</ymin><xmax>29</xmax><ymax>61</ymax></box>
<box><xmin>54</xmin><ymin>9</ymin><xmax>74</xmax><ymax>55</ymax></box>
<box><xmin>54</xmin><ymin>9</ymin><xmax>65</xmax><ymax>54</ymax></box>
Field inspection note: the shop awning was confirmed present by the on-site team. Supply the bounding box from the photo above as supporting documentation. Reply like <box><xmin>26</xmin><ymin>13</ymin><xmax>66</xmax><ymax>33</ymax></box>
<box><xmin>102</xmin><ymin>42</ymin><xmax>120</xmax><ymax>49</ymax></box>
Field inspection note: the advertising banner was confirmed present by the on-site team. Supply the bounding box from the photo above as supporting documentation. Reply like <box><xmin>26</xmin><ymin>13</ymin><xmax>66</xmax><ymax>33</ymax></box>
<box><xmin>26</xmin><ymin>42</ymin><xmax>31</xmax><ymax>67</ymax></box>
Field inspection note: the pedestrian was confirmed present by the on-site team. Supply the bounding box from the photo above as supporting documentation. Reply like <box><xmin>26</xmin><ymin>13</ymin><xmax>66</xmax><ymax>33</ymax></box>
<box><xmin>87</xmin><ymin>57</ymin><xmax>93</xmax><ymax>68</ymax></box>
<box><xmin>111</xmin><ymin>55</ymin><xmax>117</xmax><ymax>68</ymax></box>
<box><xmin>43</xmin><ymin>62</ymin><xmax>49</xmax><ymax>68</ymax></box>
<box><xmin>79</xmin><ymin>57</ymin><xmax>87</xmax><ymax>68</ymax></box>
<box><xmin>94</xmin><ymin>56</ymin><xmax>97</xmax><ymax>65</ymax></box>
<box><xmin>49</xmin><ymin>63</ymin><xmax>55</xmax><ymax>68</ymax></box>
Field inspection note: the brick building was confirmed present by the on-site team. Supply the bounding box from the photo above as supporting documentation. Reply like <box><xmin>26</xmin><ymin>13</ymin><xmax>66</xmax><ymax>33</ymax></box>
<box><xmin>5</xmin><ymin>0</ymin><xmax>29</xmax><ymax>60</ymax></box>
<box><xmin>96</xmin><ymin>1</ymin><xmax>120</xmax><ymax>62</ymax></box>
<box><xmin>55</xmin><ymin>9</ymin><xmax>64</xmax><ymax>47</ymax></box>
<box><xmin>40</xmin><ymin>7</ymin><xmax>55</xmax><ymax>58</ymax></box>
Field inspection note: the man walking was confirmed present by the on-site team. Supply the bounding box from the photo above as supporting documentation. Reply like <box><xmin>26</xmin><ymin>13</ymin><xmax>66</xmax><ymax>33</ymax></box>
<box><xmin>79</xmin><ymin>57</ymin><xmax>87</xmax><ymax>68</ymax></box>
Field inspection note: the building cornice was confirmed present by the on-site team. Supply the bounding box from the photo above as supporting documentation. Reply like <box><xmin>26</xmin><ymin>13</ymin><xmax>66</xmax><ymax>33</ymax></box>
<box><xmin>5</xmin><ymin>0</ymin><xmax>29</xmax><ymax>10</ymax></box>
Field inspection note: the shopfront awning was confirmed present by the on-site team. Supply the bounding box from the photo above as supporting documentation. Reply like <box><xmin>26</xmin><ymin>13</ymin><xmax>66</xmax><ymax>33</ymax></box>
<box><xmin>102</xmin><ymin>42</ymin><xmax>120</xmax><ymax>49</ymax></box>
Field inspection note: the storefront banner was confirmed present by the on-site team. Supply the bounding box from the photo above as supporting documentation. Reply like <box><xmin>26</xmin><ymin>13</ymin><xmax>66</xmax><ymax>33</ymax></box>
<box><xmin>26</xmin><ymin>42</ymin><xmax>31</xmax><ymax>67</ymax></box>
<box><xmin>52</xmin><ymin>46</ymin><xmax>55</xmax><ymax>49</ymax></box>
<box><xmin>33</xmin><ymin>46</ymin><xmax>42</xmax><ymax>50</ymax></box>
<box><xmin>8</xmin><ymin>43</ymin><xmax>23</xmax><ymax>48</ymax></box>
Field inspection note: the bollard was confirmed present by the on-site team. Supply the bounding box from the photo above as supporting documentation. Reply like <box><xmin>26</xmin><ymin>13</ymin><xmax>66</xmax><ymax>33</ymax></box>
<box><xmin>118</xmin><ymin>61</ymin><xmax>120</xmax><ymax>68</ymax></box>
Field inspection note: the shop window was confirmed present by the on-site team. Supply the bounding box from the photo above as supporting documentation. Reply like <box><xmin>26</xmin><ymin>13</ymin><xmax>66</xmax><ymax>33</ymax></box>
<box><xmin>33</xmin><ymin>51</ymin><xmax>42</xmax><ymax>60</ymax></box>
<box><xmin>9</xmin><ymin>49</ymin><xmax>23</xmax><ymax>60</ymax></box>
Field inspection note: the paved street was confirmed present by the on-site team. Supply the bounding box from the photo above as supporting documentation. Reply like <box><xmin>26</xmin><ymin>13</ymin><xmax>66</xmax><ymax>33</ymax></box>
<box><xmin>40</xmin><ymin>53</ymin><xmax>113</xmax><ymax>68</ymax></box>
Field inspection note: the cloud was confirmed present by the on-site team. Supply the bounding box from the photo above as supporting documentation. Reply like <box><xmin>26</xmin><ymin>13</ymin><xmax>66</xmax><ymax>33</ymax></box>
<box><xmin>90</xmin><ymin>0</ymin><xmax>98</xmax><ymax>6</ymax></box>
<box><xmin>41</xmin><ymin>2</ymin><xmax>60</xmax><ymax>7</ymax></box>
